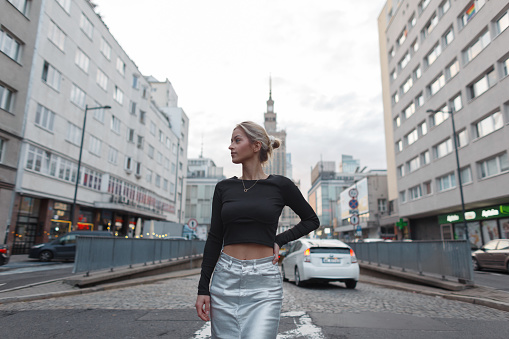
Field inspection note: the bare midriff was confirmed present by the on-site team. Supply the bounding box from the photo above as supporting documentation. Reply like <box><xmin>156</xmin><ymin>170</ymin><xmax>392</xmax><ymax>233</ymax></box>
<box><xmin>223</xmin><ymin>243</ymin><xmax>273</xmax><ymax>260</ymax></box>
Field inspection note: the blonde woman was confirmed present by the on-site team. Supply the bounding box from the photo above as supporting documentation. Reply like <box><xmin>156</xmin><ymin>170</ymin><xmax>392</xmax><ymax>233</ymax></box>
<box><xmin>195</xmin><ymin>121</ymin><xmax>319</xmax><ymax>338</ymax></box>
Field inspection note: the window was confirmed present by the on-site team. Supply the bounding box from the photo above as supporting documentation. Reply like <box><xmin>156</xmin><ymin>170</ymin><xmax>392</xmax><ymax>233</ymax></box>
<box><xmin>48</xmin><ymin>21</ymin><xmax>65</xmax><ymax>51</ymax></box>
<box><xmin>113</xmin><ymin>86</ymin><xmax>124</xmax><ymax>104</ymax></box>
<box><xmin>428</xmin><ymin>74</ymin><xmax>445</xmax><ymax>96</ymax></box>
<box><xmin>434</xmin><ymin>138</ymin><xmax>453</xmax><ymax>159</ymax></box>
<box><xmin>111</xmin><ymin>115</ymin><xmax>120</xmax><ymax>133</ymax></box>
<box><xmin>389</xmin><ymin>47</ymin><xmax>395</xmax><ymax>60</ymax></box>
<box><xmin>397</xmin><ymin>165</ymin><xmax>405</xmax><ymax>177</ymax></box>
<box><xmin>92</xmin><ymin>103</ymin><xmax>105</xmax><ymax>123</ymax></box>
<box><xmin>56</xmin><ymin>0</ymin><xmax>71</xmax><ymax>13</ymax></box>
<box><xmin>408</xmin><ymin>156</ymin><xmax>420</xmax><ymax>173</ymax></box>
<box><xmin>397</xmin><ymin>28</ymin><xmax>408</xmax><ymax>47</ymax></box>
<box><xmin>403</xmin><ymin>102</ymin><xmax>415</xmax><ymax>120</ymax></box>
<box><xmin>89</xmin><ymin>135</ymin><xmax>101</xmax><ymax>156</ymax></box>
<box><xmin>439</xmin><ymin>0</ymin><xmax>451</xmax><ymax>16</ymax></box>
<box><xmin>164</xmin><ymin>157</ymin><xmax>170</xmax><ymax>169</ymax></box>
<box><xmin>137</xmin><ymin>135</ymin><xmax>144</xmax><ymax>149</ymax></box>
<box><xmin>132</xmin><ymin>75</ymin><xmax>139</xmax><ymax>89</ymax></box>
<box><xmin>156</xmin><ymin>151</ymin><xmax>163</xmax><ymax>164</ymax></box>
<box><xmin>431</xmin><ymin>108</ymin><xmax>449</xmax><ymax>127</ymax></box>
<box><xmin>468</xmin><ymin>69</ymin><xmax>496</xmax><ymax>99</ymax></box>
<box><xmin>502</xmin><ymin>55</ymin><xmax>509</xmax><ymax>78</ymax></box>
<box><xmin>446</xmin><ymin>59</ymin><xmax>459</xmax><ymax>79</ymax></box>
<box><xmin>146</xmin><ymin>169</ymin><xmax>152</xmax><ymax>183</ymax></box>
<box><xmin>396</xmin><ymin>140</ymin><xmax>403</xmax><ymax>152</ymax></box>
<box><xmin>0</xmin><ymin>138</ymin><xmax>5</xmax><ymax>163</ymax></box>
<box><xmin>394</xmin><ymin>116</ymin><xmax>401</xmax><ymax>128</ymax></box>
<box><xmin>418</xmin><ymin>121</ymin><xmax>427</xmax><ymax>136</ymax></box>
<box><xmin>70</xmin><ymin>84</ymin><xmax>86</xmax><ymax>108</ymax></box>
<box><xmin>116</xmin><ymin>58</ymin><xmax>125</xmax><ymax>76</ymax></box>
<box><xmin>159</xmin><ymin>130</ymin><xmax>164</xmax><ymax>143</ymax></box>
<box><xmin>139</xmin><ymin>110</ymin><xmax>146</xmax><ymax>124</ymax></box>
<box><xmin>66</xmin><ymin>122</ymin><xmax>81</xmax><ymax>145</ymax></box>
<box><xmin>457</xmin><ymin>129</ymin><xmax>468</xmax><ymax>147</ymax></box>
<box><xmin>475</xmin><ymin>111</ymin><xmax>503</xmax><ymax>138</ymax></box>
<box><xmin>148</xmin><ymin>144</ymin><xmax>154</xmax><ymax>158</ymax></box>
<box><xmin>425</xmin><ymin>44</ymin><xmax>442</xmax><ymax>67</ymax></box>
<box><xmin>399</xmin><ymin>191</ymin><xmax>406</xmax><ymax>203</ymax></box>
<box><xmin>8</xmin><ymin>0</ymin><xmax>30</xmax><ymax>14</ymax></box>
<box><xmin>108</xmin><ymin>147</ymin><xmax>118</xmax><ymax>164</ymax></box>
<box><xmin>75</xmin><ymin>49</ymin><xmax>90</xmax><ymax>73</ymax></box>
<box><xmin>127</xmin><ymin>128</ymin><xmax>135</xmax><ymax>142</ymax></box>
<box><xmin>42</xmin><ymin>61</ymin><xmax>61</xmax><ymax>91</ymax></box>
<box><xmin>100</xmin><ymin>37</ymin><xmax>111</xmax><ymax>59</ymax></box>
<box><xmin>125</xmin><ymin>156</ymin><xmax>133</xmax><ymax>171</ymax></box>
<box><xmin>171</xmin><ymin>162</ymin><xmax>176</xmax><ymax>174</ymax></box>
<box><xmin>150</xmin><ymin>121</ymin><xmax>156</xmax><ymax>135</ymax></box>
<box><xmin>415</xmin><ymin>93</ymin><xmax>424</xmax><ymax>107</ymax></box>
<box><xmin>422</xmin><ymin>14</ymin><xmax>438</xmax><ymax>39</ymax></box>
<box><xmin>460</xmin><ymin>166</ymin><xmax>472</xmax><ymax>184</ymax></box>
<box><xmin>421</xmin><ymin>150</ymin><xmax>430</xmax><ymax>165</ymax></box>
<box><xmin>409</xmin><ymin>14</ymin><xmax>417</xmax><ymax>28</ymax></box>
<box><xmin>409</xmin><ymin>185</ymin><xmax>422</xmax><ymax>200</ymax></box>
<box><xmin>478</xmin><ymin>153</ymin><xmax>509</xmax><ymax>178</ymax></box>
<box><xmin>80</xmin><ymin>13</ymin><xmax>94</xmax><ymax>39</ymax></box>
<box><xmin>450</xmin><ymin>94</ymin><xmax>463</xmax><ymax>112</ymax></box>
<box><xmin>392</xmin><ymin>92</ymin><xmax>400</xmax><ymax>105</ymax></box>
<box><xmin>419</xmin><ymin>0</ymin><xmax>431</xmax><ymax>13</ymax></box>
<box><xmin>155</xmin><ymin>174</ymin><xmax>161</xmax><ymax>187</ymax></box>
<box><xmin>443</xmin><ymin>26</ymin><xmax>454</xmax><ymax>47</ymax></box>
<box><xmin>413</xmin><ymin>65</ymin><xmax>422</xmax><ymax>80</ymax></box>
<box><xmin>437</xmin><ymin>172</ymin><xmax>456</xmax><ymax>192</ymax></box>
<box><xmin>464</xmin><ymin>30</ymin><xmax>490</xmax><ymax>64</ymax></box>
<box><xmin>399</xmin><ymin>52</ymin><xmax>411</xmax><ymax>70</ymax></box>
<box><xmin>405</xmin><ymin>129</ymin><xmax>418</xmax><ymax>146</ymax></box>
<box><xmin>423</xmin><ymin>181</ymin><xmax>432</xmax><ymax>195</ymax></box>
<box><xmin>378</xmin><ymin>199</ymin><xmax>387</xmax><ymax>212</ymax></box>
<box><xmin>496</xmin><ymin>11</ymin><xmax>509</xmax><ymax>35</ymax></box>
<box><xmin>390</xmin><ymin>69</ymin><xmax>397</xmax><ymax>82</ymax></box>
<box><xmin>459</xmin><ymin>0</ymin><xmax>485</xmax><ymax>28</ymax></box>
<box><xmin>163</xmin><ymin>179</ymin><xmax>168</xmax><ymax>191</ymax></box>
<box><xmin>0</xmin><ymin>84</ymin><xmax>15</xmax><ymax>112</ymax></box>
<box><xmin>96</xmin><ymin>69</ymin><xmax>108</xmax><ymax>91</ymax></box>
<box><xmin>35</xmin><ymin>104</ymin><xmax>55</xmax><ymax>131</ymax></box>
<box><xmin>136</xmin><ymin>162</ymin><xmax>142</xmax><ymax>177</ymax></box>
<box><xmin>166</xmin><ymin>137</ymin><xmax>171</xmax><ymax>148</ymax></box>
<box><xmin>0</xmin><ymin>29</ymin><xmax>22</xmax><ymax>61</ymax></box>
<box><xmin>401</xmin><ymin>76</ymin><xmax>413</xmax><ymax>94</ymax></box>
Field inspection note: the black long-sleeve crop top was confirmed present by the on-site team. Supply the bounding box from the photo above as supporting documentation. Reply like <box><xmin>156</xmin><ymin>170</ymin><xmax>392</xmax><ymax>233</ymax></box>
<box><xmin>197</xmin><ymin>174</ymin><xmax>320</xmax><ymax>295</ymax></box>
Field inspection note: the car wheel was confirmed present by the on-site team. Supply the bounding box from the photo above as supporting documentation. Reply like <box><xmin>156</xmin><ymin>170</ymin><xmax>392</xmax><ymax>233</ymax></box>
<box><xmin>39</xmin><ymin>250</ymin><xmax>53</xmax><ymax>262</ymax></box>
<box><xmin>295</xmin><ymin>266</ymin><xmax>305</xmax><ymax>287</ymax></box>
<box><xmin>281</xmin><ymin>265</ymin><xmax>288</xmax><ymax>282</ymax></box>
<box><xmin>472</xmin><ymin>257</ymin><xmax>481</xmax><ymax>271</ymax></box>
<box><xmin>345</xmin><ymin>279</ymin><xmax>357</xmax><ymax>289</ymax></box>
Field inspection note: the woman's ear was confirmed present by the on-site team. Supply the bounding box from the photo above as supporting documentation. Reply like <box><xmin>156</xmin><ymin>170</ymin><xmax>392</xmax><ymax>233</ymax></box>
<box><xmin>252</xmin><ymin>141</ymin><xmax>262</xmax><ymax>153</ymax></box>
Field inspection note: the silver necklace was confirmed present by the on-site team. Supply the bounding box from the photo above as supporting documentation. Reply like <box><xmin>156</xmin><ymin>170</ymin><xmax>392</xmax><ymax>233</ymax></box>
<box><xmin>241</xmin><ymin>179</ymin><xmax>259</xmax><ymax>192</ymax></box>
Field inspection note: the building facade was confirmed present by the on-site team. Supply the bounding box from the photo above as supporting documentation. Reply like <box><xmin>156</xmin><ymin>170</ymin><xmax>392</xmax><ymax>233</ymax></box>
<box><xmin>4</xmin><ymin>0</ymin><xmax>188</xmax><ymax>253</ymax></box>
<box><xmin>379</xmin><ymin>0</ymin><xmax>509</xmax><ymax>245</ymax></box>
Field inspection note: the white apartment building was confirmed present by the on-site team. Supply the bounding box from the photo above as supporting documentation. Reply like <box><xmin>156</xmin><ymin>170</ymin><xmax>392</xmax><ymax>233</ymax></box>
<box><xmin>379</xmin><ymin>0</ymin><xmax>509</xmax><ymax>245</ymax></box>
<box><xmin>6</xmin><ymin>0</ymin><xmax>188</xmax><ymax>254</ymax></box>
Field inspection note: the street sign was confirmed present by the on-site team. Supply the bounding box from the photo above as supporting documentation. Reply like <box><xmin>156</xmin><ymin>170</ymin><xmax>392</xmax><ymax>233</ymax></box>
<box><xmin>349</xmin><ymin>209</ymin><xmax>359</xmax><ymax>215</ymax></box>
<box><xmin>349</xmin><ymin>188</ymin><xmax>358</xmax><ymax>198</ymax></box>
<box><xmin>350</xmin><ymin>214</ymin><xmax>359</xmax><ymax>225</ymax></box>
<box><xmin>187</xmin><ymin>219</ymin><xmax>198</xmax><ymax>230</ymax></box>
<box><xmin>356</xmin><ymin>225</ymin><xmax>362</xmax><ymax>236</ymax></box>
<box><xmin>349</xmin><ymin>199</ymin><xmax>358</xmax><ymax>209</ymax></box>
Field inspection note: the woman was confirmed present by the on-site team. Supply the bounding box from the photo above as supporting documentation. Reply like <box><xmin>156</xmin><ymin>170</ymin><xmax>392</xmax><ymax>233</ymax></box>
<box><xmin>195</xmin><ymin>121</ymin><xmax>319</xmax><ymax>338</ymax></box>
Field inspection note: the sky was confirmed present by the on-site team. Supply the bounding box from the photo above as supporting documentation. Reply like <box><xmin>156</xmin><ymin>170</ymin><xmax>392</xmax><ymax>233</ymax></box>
<box><xmin>93</xmin><ymin>0</ymin><xmax>388</xmax><ymax>194</ymax></box>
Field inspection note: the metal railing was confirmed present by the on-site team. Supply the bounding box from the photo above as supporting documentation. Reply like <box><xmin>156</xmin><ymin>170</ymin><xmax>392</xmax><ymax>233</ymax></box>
<box><xmin>73</xmin><ymin>236</ymin><xmax>206</xmax><ymax>275</ymax></box>
<box><xmin>348</xmin><ymin>240</ymin><xmax>474</xmax><ymax>284</ymax></box>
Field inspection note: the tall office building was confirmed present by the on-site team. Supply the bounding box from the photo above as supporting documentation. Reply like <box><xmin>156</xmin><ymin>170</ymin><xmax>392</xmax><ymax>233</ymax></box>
<box><xmin>379</xmin><ymin>0</ymin><xmax>509</xmax><ymax>245</ymax></box>
<box><xmin>3</xmin><ymin>0</ymin><xmax>188</xmax><ymax>253</ymax></box>
<box><xmin>263</xmin><ymin>79</ymin><xmax>287</xmax><ymax>177</ymax></box>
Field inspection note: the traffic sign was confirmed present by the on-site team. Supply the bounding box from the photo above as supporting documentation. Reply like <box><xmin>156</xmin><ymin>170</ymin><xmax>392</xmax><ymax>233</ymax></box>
<box><xmin>356</xmin><ymin>225</ymin><xmax>362</xmax><ymax>236</ymax></box>
<box><xmin>349</xmin><ymin>199</ymin><xmax>358</xmax><ymax>209</ymax></box>
<box><xmin>350</xmin><ymin>214</ymin><xmax>359</xmax><ymax>225</ymax></box>
<box><xmin>187</xmin><ymin>219</ymin><xmax>198</xmax><ymax>230</ymax></box>
<box><xmin>349</xmin><ymin>188</ymin><xmax>358</xmax><ymax>198</ymax></box>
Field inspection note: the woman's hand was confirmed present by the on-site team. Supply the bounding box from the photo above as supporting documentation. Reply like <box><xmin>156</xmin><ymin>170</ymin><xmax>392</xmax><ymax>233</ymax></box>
<box><xmin>195</xmin><ymin>295</ymin><xmax>211</xmax><ymax>321</ymax></box>
<box><xmin>272</xmin><ymin>243</ymin><xmax>280</xmax><ymax>265</ymax></box>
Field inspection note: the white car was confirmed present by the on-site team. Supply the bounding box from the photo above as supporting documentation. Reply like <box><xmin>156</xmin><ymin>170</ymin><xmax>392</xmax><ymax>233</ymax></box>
<box><xmin>281</xmin><ymin>239</ymin><xmax>360</xmax><ymax>289</ymax></box>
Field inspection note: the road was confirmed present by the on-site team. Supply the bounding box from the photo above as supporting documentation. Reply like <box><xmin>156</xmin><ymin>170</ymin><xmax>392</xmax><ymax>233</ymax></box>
<box><xmin>474</xmin><ymin>270</ymin><xmax>509</xmax><ymax>292</ymax></box>
<box><xmin>1</xmin><ymin>271</ymin><xmax>509</xmax><ymax>338</ymax></box>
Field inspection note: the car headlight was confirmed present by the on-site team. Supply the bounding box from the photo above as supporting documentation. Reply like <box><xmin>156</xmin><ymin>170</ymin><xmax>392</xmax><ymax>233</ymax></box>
<box><xmin>31</xmin><ymin>244</ymin><xmax>44</xmax><ymax>249</ymax></box>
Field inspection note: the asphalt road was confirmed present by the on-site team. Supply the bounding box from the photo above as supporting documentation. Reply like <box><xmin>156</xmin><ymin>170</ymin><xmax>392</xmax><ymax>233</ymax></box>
<box><xmin>474</xmin><ymin>270</ymin><xmax>509</xmax><ymax>292</ymax></box>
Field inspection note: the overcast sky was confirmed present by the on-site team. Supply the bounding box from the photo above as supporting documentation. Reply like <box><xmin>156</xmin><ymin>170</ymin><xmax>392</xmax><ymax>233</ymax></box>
<box><xmin>94</xmin><ymin>0</ymin><xmax>388</xmax><ymax>194</ymax></box>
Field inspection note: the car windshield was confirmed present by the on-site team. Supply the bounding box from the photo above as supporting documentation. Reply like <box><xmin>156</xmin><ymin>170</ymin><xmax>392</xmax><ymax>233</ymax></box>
<box><xmin>310</xmin><ymin>247</ymin><xmax>350</xmax><ymax>254</ymax></box>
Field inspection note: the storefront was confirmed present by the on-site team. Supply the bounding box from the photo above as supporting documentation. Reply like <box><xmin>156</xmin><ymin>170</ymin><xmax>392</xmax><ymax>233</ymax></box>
<box><xmin>438</xmin><ymin>203</ymin><xmax>509</xmax><ymax>248</ymax></box>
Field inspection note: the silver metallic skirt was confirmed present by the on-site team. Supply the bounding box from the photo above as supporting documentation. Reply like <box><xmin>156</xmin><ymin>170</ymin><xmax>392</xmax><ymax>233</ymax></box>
<box><xmin>210</xmin><ymin>252</ymin><xmax>283</xmax><ymax>339</ymax></box>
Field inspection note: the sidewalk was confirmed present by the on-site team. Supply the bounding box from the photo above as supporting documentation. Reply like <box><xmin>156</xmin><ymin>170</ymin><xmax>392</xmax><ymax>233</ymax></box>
<box><xmin>1</xmin><ymin>255</ymin><xmax>509</xmax><ymax>313</ymax></box>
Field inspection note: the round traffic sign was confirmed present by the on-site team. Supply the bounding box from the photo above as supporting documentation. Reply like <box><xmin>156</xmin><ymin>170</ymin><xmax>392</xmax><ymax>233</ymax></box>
<box><xmin>349</xmin><ymin>199</ymin><xmax>358</xmax><ymax>209</ymax></box>
<box><xmin>350</xmin><ymin>214</ymin><xmax>359</xmax><ymax>225</ymax></box>
<box><xmin>349</xmin><ymin>188</ymin><xmax>358</xmax><ymax>198</ymax></box>
<box><xmin>188</xmin><ymin>219</ymin><xmax>198</xmax><ymax>230</ymax></box>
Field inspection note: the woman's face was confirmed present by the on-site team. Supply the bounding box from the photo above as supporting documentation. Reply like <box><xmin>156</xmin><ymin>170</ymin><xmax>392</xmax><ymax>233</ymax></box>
<box><xmin>229</xmin><ymin>127</ymin><xmax>258</xmax><ymax>164</ymax></box>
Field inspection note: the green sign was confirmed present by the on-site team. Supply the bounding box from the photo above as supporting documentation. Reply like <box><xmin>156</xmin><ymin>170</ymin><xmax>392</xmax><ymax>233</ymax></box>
<box><xmin>396</xmin><ymin>218</ymin><xmax>408</xmax><ymax>230</ymax></box>
<box><xmin>438</xmin><ymin>204</ymin><xmax>509</xmax><ymax>224</ymax></box>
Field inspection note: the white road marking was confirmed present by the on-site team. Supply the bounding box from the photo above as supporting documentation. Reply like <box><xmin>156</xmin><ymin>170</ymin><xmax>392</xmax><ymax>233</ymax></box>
<box><xmin>192</xmin><ymin>311</ymin><xmax>325</xmax><ymax>339</ymax></box>
<box><xmin>0</xmin><ymin>264</ymin><xmax>74</xmax><ymax>276</ymax></box>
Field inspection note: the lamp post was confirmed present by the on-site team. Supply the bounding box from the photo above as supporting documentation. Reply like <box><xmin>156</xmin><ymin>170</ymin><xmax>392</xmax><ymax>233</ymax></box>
<box><xmin>70</xmin><ymin>104</ymin><xmax>111</xmax><ymax>230</ymax></box>
<box><xmin>426</xmin><ymin>108</ymin><xmax>469</xmax><ymax>245</ymax></box>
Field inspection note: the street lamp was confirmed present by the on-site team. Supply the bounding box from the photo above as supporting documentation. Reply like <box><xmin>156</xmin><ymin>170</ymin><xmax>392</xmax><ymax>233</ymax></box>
<box><xmin>426</xmin><ymin>108</ymin><xmax>469</xmax><ymax>245</ymax></box>
<box><xmin>70</xmin><ymin>104</ymin><xmax>111</xmax><ymax>230</ymax></box>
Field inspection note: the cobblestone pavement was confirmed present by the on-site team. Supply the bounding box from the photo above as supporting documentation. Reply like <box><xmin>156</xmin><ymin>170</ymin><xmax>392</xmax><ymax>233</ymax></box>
<box><xmin>1</xmin><ymin>274</ymin><xmax>509</xmax><ymax>321</ymax></box>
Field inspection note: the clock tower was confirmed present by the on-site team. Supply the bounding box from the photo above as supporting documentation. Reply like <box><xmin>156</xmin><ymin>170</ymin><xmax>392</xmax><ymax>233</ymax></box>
<box><xmin>264</xmin><ymin>77</ymin><xmax>277</xmax><ymax>133</ymax></box>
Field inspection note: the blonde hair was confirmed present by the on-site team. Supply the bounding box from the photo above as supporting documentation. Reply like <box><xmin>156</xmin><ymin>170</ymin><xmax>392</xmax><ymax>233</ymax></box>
<box><xmin>235</xmin><ymin>121</ymin><xmax>281</xmax><ymax>164</ymax></box>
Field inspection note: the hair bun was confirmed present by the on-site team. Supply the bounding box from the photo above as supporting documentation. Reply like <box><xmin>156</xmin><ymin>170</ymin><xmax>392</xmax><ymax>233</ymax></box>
<box><xmin>269</xmin><ymin>135</ymin><xmax>281</xmax><ymax>149</ymax></box>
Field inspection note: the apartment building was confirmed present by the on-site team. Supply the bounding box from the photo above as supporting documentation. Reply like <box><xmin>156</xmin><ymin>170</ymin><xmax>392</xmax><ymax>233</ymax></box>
<box><xmin>379</xmin><ymin>0</ymin><xmax>509</xmax><ymax>246</ymax></box>
<box><xmin>4</xmin><ymin>0</ymin><xmax>188</xmax><ymax>253</ymax></box>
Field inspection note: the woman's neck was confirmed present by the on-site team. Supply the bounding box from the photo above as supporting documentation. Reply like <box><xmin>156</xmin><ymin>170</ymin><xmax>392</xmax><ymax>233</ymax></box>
<box><xmin>241</xmin><ymin>162</ymin><xmax>267</xmax><ymax>180</ymax></box>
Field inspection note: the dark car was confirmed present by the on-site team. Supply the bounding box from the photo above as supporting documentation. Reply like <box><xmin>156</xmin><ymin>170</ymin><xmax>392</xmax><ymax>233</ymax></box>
<box><xmin>0</xmin><ymin>244</ymin><xmax>9</xmax><ymax>266</ymax></box>
<box><xmin>472</xmin><ymin>239</ymin><xmax>509</xmax><ymax>272</ymax></box>
<box><xmin>29</xmin><ymin>231</ymin><xmax>113</xmax><ymax>262</ymax></box>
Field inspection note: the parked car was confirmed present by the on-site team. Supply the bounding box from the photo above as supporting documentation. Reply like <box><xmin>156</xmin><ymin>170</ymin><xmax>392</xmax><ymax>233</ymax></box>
<box><xmin>0</xmin><ymin>244</ymin><xmax>9</xmax><ymax>266</ymax></box>
<box><xmin>29</xmin><ymin>231</ymin><xmax>113</xmax><ymax>262</ymax></box>
<box><xmin>472</xmin><ymin>239</ymin><xmax>509</xmax><ymax>272</ymax></box>
<box><xmin>281</xmin><ymin>239</ymin><xmax>360</xmax><ymax>289</ymax></box>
